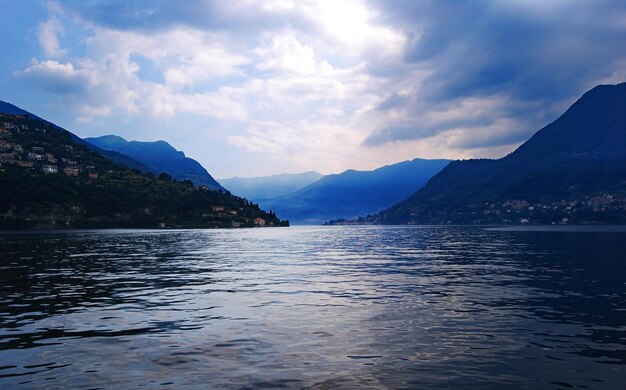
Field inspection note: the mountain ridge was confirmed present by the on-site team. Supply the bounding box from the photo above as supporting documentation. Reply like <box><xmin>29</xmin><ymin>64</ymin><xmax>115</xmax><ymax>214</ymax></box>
<box><xmin>219</xmin><ymin>171</ymin><xmax>324</xmax><ymax>200</ymax></box>
<box><xmin>0</xmin><ymin>101</ymin><xmax>157</xmax><ymax>174</ymax></box>
<box><xmin>258</xmin><ymin>158</ymin><xmax>451</xmax><ymax>224</ymax></box>
<box><xmin>0</xmin><ymin>109</ymin><xmax>287</xmax><ymax>229</ymax></box>
<box><xmin>373</xmin><ymin>82</ymin><xmax>626</xmax><ymax>225</ymax></box>
<box><xmin>85</xmin><ymin>135</ymin><xmax>226</xmax><ymax>191</ymax></box>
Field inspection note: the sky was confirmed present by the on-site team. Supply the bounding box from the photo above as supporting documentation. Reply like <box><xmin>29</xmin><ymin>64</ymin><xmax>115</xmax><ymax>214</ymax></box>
<box><xmin>1</xmin><ymin>0</ymin><xmax>626</xmax><ymax>178</ymax></box>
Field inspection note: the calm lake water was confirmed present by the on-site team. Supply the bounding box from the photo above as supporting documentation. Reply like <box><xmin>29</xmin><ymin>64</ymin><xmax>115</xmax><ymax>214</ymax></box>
<box><xmin>1</xmin><ymin>226</ymin><xmax>625</xmax><ymax>389</ymax></box>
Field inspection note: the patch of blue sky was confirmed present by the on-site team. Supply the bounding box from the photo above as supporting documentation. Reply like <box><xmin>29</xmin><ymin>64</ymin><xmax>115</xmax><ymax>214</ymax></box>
<box><xmin>129</xmin><ymin>53</ymin><xmax>165</xmax><ymax>84</ymax></box>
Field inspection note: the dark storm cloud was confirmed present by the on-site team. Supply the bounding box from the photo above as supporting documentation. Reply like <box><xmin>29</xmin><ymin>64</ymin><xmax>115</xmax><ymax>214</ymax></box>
<box><xmin>364</xmin><ymin>0</ymin><xmax>626</xmax><ymax>147</ymax></box>
<box><xmin>376</xmin><ymin>92</ymin><xmax>410</xmax><ymax>111</ymax></box>
<box><xmin>364</xmin><ymin>113</ymin><xmax>498</xmax><ymax>147</ymax></box>
<box><xmin>364</xmin><ymin>123</ymin><xmax>437</xmax><ymax>146</ymax></box>
<box><xmin>450</xmin><ymin>128</ymin><xmax>533</xmax><ymax>150</ymax></box>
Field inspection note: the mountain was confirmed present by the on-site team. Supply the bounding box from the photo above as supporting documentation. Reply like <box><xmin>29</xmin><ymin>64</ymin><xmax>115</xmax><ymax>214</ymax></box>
<box><xmin>0</xmin><ymin>101</ymin><xmax>155</xmax><ymax>174</ymax></box>
<box><xmin>258</xmin><ymin>158</ymin><xmax>451</xmax><ymax>224</ymax></box>
<box><xmin>375</xmin><ymin>83</ymin><xmax>626</xmax><ymax>225</ymax></box>
<box><xmin>0</xmin><ymin>101</ymin><xmax>33</xmax><ymax>116</ymax></box>
<box><xmin>219</xmin><ymin>171</ymin><xmax>324</xmax><ymax>200</ymax></box>
<box><xmin>0</xmin><ymin>111</ymin><xmax>287</xmax><ymax>229</ymax></box>
<box><xmin>85</xmin><ymin>135</ymin><xmax>226</xmax><ymax>191</ymax></box>
<box><xmin>96</xmin><ymin>149</ymin><xmax>156</xmax><ymax>174</ymax></box>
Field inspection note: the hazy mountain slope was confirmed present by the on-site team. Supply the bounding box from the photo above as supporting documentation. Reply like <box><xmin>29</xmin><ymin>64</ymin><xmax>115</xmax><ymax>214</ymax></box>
<box><xmin>376</xmin><ymin>83</ymin><xmax>626</xmax><ymax>225</ymax></box>
<box><xmin>219</xmin><ymin>171</ymin><xmax>324</xmax><ymax>200</ymax></box>
<box><xmin>85</xmin><ymin>135</ymin><xmax>226</xmax><ymax>191</ymax></box>
<box><xmin>259</xmin><ymin>158</ymin><xmax>451</xmax><ymax>224</ymax></box>
<box><xmin>96</xmin><ymin>149</ymin><xmax>156</xmax><ymax>174</ymax></box>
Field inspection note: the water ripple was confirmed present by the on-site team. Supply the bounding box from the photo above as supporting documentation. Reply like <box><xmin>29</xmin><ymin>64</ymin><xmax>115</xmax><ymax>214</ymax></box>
<box><xmin>0</xmin><ymin>226</ymin><xmax>625</xmax><ymax>388</ymax></box>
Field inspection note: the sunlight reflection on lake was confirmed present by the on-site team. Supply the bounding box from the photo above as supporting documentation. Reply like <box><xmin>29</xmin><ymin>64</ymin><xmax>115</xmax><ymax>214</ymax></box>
<box><xmin>1</xmin><ymin>226</ymin><xmax>625</xmax><ymax>388</ymax></box>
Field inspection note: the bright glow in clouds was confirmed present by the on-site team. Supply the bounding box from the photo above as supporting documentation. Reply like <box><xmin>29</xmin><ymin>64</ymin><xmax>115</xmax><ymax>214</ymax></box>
<box><xmin>2</xmin><ymin>0</ymin><xmax>626</xmax><ymax>177</ymax></box>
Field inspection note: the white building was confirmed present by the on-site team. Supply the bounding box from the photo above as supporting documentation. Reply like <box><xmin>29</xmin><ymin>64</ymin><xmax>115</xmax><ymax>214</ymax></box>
<box><xmin>42</xmin><ymin>164</ymin><xmax>58</xmax><ymax>174</ymax></box>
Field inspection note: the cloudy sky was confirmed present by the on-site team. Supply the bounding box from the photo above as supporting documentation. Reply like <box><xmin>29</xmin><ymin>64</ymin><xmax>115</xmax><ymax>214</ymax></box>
<box><xmin>1</xmin><ymin>0</ymin><xmax>625</xmax><ymax>178</ymax></box>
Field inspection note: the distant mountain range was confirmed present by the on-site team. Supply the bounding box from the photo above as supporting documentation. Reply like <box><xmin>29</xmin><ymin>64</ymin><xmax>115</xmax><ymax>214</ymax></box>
<box><xmin>220</xmin><ymin>171</ymin><xmax>324</xmax><ymax>200</ymax></box>
<box><xmin>258</xmin><ymin>158</ymin><xmax>451</xmax><ymax>224</ymax></box>
<box><xmin>85</xmin><ymin>135</ymin><xmax>226</xmax><ymax>191</ymax></box>
<box><xmin>372</xmin><ymin>83</ymin><xmax>626</xmax><ymax>225</ymax></box>
<box><xmin>8</xmin><ymin>81</ymin><xmax>623</xmax><ymax>228</ymax></box>
<box><xmin>0</xmin><ymin>103</ymin><xmax>449</xmax><ymax>225</ymax></box>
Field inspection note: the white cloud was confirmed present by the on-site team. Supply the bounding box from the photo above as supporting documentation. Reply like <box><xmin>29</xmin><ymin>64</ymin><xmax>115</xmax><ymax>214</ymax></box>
<box><xmin>228</xmin><ymin>133</ymin><xmax>281</xmax><ymax>153</ymax></box>
<box><xmin>38</xmin><ymin>19</ymin><xmax>67</xmax><ymax>57</ymax></box>
<box><xmin>14</xmin><ymin>59</ymin><xmax>96</xmax><ymax>94</ymax></box>
<box><xmin>256</xmin><ymin>35</ymin><xmax>316</xmax><ymax>75</ymax></box>
<box><xmin>171</xmin><ymin>90</ymin><xmax>248</xmax><ymax>120</ymax></box>
<box><xmin>148</xmin><ymin>30</ymin><xmax>250</xmax><ymax>87</ymax></box>
<box><xmin>11</xmin><ymin>0</ymin><xmax>626</xmax><ymax>176</ymax></box>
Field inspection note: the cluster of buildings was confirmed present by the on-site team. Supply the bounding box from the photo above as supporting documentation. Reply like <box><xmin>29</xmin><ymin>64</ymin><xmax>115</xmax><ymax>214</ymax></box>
<box><xmin>199</xmin><ymin>204</ymin><xmax>268</xmax><ymax>227</ymax></box>
<box><xmin>160</xmin><ymin>217</ymin><xmax>266</xmax><ymax>229</ymax></box>
<box><xmin>230</xmin><ymin>218</ymin><xmax>266</xmax><ymax>228</ymax></box>
<box><xmin>475</xmin><ymin>195</ymin><xmax>626</xmax><ymax>224</ymax></box>
<box><xmin>332</xmin><ymin>194</ymin><xmax>626</xmax><ymax>226</ymax></box>
<box><xmin>0</xmin><ymin>121</ymin><xmax>98</xmax><ymax>178</ymax></box>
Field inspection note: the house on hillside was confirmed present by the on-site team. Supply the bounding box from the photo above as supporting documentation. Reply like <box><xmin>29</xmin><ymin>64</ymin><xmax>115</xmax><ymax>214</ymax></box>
<box><xmin>42</xmin><ymin>164</ymin><xmax>58</xmax><ymax>174</ymax></box>
<box><xmin>0</xmin><ymin>153</ymin><xmax>17</xmax><ymax>164</ymax></box>
<box><xmin>64</xmin><ymin>167</ymin><xmax>80</xmax><ymax>176</ymax></box>
<box><xmin>28</xmin><ymin>152</ymin><xmax>42</xmax><ymax>160</ymax></box>
<box><xmin>212</xmin><ymin>206</ymin><xmax>224</xmax><ymax>212</ymax></box>
<box><xmin>254</xmin><ymin>217</ymin><xmax>265</xmax><ymax>227</ymax></box>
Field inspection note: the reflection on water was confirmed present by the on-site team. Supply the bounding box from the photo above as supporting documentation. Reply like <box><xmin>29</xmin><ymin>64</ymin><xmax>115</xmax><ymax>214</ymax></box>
<box><xmin>0</xmin><ymin>226</ymin><xmax>625</xmax><ymax>389</ymax></box>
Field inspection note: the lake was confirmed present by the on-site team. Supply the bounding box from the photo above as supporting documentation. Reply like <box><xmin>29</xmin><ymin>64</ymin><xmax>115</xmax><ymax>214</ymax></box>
<box><xmin>1</xmin><ymin>226</ymin><xmax>625</xmax><ymax>389</ymax></box>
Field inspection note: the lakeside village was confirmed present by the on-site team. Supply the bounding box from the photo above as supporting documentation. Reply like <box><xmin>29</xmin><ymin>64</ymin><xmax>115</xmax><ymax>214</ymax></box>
<box><xmin>467</xmin><ymin>197</ymin><xmax>626</xmax><ymax>225</ymax></box>
<box><xmin>0</xmin><ymin>117</ymin><xmax>95</xmax><ymax>178</ymax></box>
<box><xmin>1</xmin><ymin>130</ymin><xmax>95</xmax><ymax>178</ymax></box>
<box><xmin>0</xmin><ymin>115</ymin><xmax>273</xmax><ymax>228</ymax></box>
<box><xmin>328</xmin><ymin>195</ymin><xmax>626</xmax><ymax>226</ymax></box>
